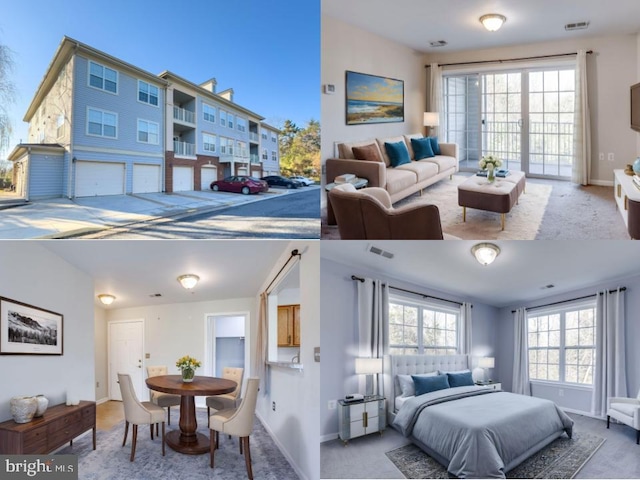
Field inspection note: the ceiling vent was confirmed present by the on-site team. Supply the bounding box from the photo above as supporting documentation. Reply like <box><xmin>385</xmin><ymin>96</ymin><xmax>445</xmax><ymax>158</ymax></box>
<box><xmin>429</xmin><ymin>40</ymin><xmax>448</xmax><ymax>48</ymax></box>
<box><xmin>366</xmin><ymin>244</ymin><xmax>395</xmax><ymax>259</ymax></box>
<box><xmin>540</xmin><ymin>284</ymin><xmax>555</xmax><ymax>290</ymax></box>
<box><xmin>565</xmin><ymin>21</ymin><xmax>590</xmax><ymax>31</ymax></box>
<box><xmin>149</xmin><ymin>293</ymin><xmax>162</xmax><ymax>297</ymax></box>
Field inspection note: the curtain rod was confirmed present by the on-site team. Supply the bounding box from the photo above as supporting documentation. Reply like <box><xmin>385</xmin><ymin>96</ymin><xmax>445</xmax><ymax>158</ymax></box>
<box><xmin>351</xmin><ymin>275</ymin><xmax>469</xmax><ymax>307</ymax></box>
<box><xmin>426</xmin><ymin>50</ymin><xmax>593</xmax><ymax>68</ymax></box>
<box><xmin>511</xmin><ymin>287</ymin><xmax>626</xmax><ymax>314</ymax></box>
<box><xmin>265</xmin><ymin>249</ymin><xmax>301</xmax><ymax>294</ymax></box>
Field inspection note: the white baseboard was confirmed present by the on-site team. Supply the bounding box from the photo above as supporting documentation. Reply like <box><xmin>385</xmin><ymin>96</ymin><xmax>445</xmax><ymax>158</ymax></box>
<box><xmin>590</xmin><ymin>179</ymin><xmax>614</xmax><ymax>187</ymax></box>
<box><xmin>256</xmin><ymin>412</ymin><xmax>308</xmax><ymax>480</ymax></box>
<box><xmin>321</xmin><ymin>432</ymin><xmax>339</xmax><ymax>443</ymax></box>
<box><xmin>561</xmin><ymin>406</ymin><xmax>605</xmax><ymax>420</ymax></box>
<box><xmin>96</xmin><ymin>397</ymin><xmax>110</xmax><ymax>405</ymax></box>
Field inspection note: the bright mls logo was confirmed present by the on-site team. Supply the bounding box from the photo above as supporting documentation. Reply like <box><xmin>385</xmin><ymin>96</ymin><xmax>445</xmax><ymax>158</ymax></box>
<box><xmin>1</xmin><ymin>455</ymin><xmax>77</xmax><ymax>479</ymax></box>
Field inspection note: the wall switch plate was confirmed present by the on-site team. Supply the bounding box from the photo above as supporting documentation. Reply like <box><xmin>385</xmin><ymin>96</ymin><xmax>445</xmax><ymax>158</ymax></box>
<box><xmin>328</xmin><ymin>400</ymin><xmax>337</xmax><ymax>410</ymax></box>
<box><xmin>608</xmin><ymin>153</ymin><xmax>615</xmax><ymax>162</ymax></box>
<box><xmin>314</xmin><ymin>346</ymin><xmax>320</xmax><ymax>362</ymax></box>
<box><xmin>145</xmin><ymin>353</ymin><xmax>150</xmax><ymax>359</ymax></box>
<box><xmin>599</xmin><ymin>152</ymin><xmax>604</xmax><ymax>161</ymax></box>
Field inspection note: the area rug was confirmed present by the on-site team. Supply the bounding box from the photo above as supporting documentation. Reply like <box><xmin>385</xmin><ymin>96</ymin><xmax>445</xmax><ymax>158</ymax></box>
<box><xmin>385</xmin><ymin>431</ymin><xmax>605</xmax><ymax>479</ymax></box>
<box><xmin>395</xmin><ymin>175</ymin><xmax>552</xmax><ymax>240</ymax></box>
<box><xmin>57</xmin><ymin>409</ymin><xmax>297</xmax><ymax>480</ymax></box>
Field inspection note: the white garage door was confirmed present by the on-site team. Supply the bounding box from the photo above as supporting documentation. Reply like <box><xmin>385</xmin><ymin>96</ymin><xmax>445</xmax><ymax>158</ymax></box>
<box><xmin>237</xmin><ymin>167</ymin><xmax>248</xmax><ymax>176</ymax></box>
<box><xmin>132</xmin><ymin>164</ymin><xmax>161</xmax><ymax>194</ymax></box>
<box><xmin>201</xmin><ymin>166</ymin><xmax>218</xmax><ymax>191</ymax></box>
<box><xmin>173</xmin><ymin>166</ymin><xmax>193</xmax><ymax>192</ymax></box>
<box><xmin>75</xmin><ymin>161</ymin><xmax>125</xmax><ymax>197</ymax></box>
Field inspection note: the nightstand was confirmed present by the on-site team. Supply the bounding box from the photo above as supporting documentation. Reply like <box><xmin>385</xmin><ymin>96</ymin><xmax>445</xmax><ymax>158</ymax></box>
<box><xmin>476</xmin><ymin>381</ymin><xmax>501</xmax><ymax>391</ymax></box>
<box><xmin>338</xmin><ymin>395</ymin><xmax>385</xmax><ymax>444</ymax></box>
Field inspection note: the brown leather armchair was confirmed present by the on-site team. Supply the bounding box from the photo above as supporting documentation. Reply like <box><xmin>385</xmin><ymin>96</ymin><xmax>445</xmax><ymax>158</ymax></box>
<box><xmin>328</xmin><ymin>183</ymin><xmax>446</xmax><ymax>239</ymax></box>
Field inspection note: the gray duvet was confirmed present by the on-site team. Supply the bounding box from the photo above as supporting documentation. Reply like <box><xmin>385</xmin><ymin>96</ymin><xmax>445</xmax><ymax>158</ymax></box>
<box><xmin>393</xmin><ymin>386</ymin><xmax>574</xmax><ymax>479</ymax></box>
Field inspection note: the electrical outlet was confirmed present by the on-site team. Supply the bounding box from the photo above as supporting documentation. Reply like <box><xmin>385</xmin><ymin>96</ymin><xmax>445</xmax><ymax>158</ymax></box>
<box><xmin>328</xmin><ymin>400</ymin><xmax>337</xmax><ymax>410</ymax></box>
<box><xmin>272</xmin><ymin>401</ymin><xmax>276</xmax><ymax>412</ymax></box>
<box><xmin>96</xmin><ymin>382</ymin><xmax>99</xmax><ymax>388</ymax></box>
<box><xmin>608</xmin><ymin>153</ymin><xmax>615</xmax><ymax>162</ymax></box>
<box><xmin>559</xmin><ymin>389</ymin><xmax>564</xmax><ymax>397</ymax></box>
<box><xmin>599</xmin><ymin>152</ymin><xmax>604</xmax><ymax>161</ymax></box>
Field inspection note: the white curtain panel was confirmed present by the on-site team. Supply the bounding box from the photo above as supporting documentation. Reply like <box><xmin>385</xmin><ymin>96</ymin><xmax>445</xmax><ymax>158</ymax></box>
<box><xmin>592</xmin><ymin>288</ymin><xmax>627</xmax><ymax>417</ymax></box>
<box><xmin>357</xmin><ymin>278</ymin><xmax>389</xmax><ymax>396</ymax></box>
<box><xmin>430</xmin><ymin>63</ymin><xmax>443</xmax><ymax>137</ymax></box>
<box><xmin>253</xmin><ymin>291</ymin><xmax>268</xmax><ymax>393</ymax></box>
<box><xmin>512</xmin><ymin>308</ymin><xmax>530</xmax><ymax>395</ymax></box>
<box><xmin>459</xmin><ymin>302</ymin><xmax>473</xmax><ymax>354</ymax></box>
<box><xmin>572</xmin><ymin>49</ymin><xmax>591</xmax><ymax>185</ymax></box>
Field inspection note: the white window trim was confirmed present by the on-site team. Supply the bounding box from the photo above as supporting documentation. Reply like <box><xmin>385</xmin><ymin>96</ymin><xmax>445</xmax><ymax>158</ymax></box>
<box><xmin>56</xmin><ymin>115</ymin><xmax>65</xmax><ymax>140</ymax></box>
<box><xmin>136</xmin><ymin>118</ymin><xmax>160</xmax><ymax>145</ymax></box>
<box><xmin>203</xmin><ymin>103</ymin><xmax>216</xmax><ymax>123</ymax></box>
<box><xmin>236</xmin><ymin>117</ymin><xmax>247</xmax><ymax>132</ymax></box>
<box><xmin>86</xmin><ymin>106</ymin><xmax>118</xmax><ymax>140</ymax></box>
<box><xmin>87</xmin><ymin>60</ymin><xmax>119</xmax><ymax>95</ymax></box>
<box><xmin>530</xmin><ymin>379</ymin><xmax>593</xmax><ymax>391</ymax></box>
<box><xmin>203</xmin><ymin>132</ymin><xmax>217</xmax><ymax>153</ymax></box>
<box><xmin>137</xmin><ymin>80</ymin><xmax>160</xmax><ymax>108</ymax></box>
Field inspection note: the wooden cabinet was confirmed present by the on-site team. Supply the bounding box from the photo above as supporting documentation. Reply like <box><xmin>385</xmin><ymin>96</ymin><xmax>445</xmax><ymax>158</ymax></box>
<box><xmin>338</xmin><ymin>396</ymin><xmax>385</xmax><ymax>444</ymax></box>
<box><xmin>0</xmin><ymin>401</ymin><xmax>96</xmax><ymax>454</ymax></box>
<box><xmin>278</xmin><ymin>304</ymin><xmax>300</xmax><ymax>347</ymax></box>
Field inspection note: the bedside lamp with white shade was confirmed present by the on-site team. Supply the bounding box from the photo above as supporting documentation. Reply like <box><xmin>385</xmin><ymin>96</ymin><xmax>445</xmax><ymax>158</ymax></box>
<box><xmin>355</xmin><ymin>357</ymin><xmax>383</xmax><ymax>397</ymax></box>
<box><xmin>478</xmin><ymin>357</ymin><xmax>495</xmax><ymax>382</ymax></box>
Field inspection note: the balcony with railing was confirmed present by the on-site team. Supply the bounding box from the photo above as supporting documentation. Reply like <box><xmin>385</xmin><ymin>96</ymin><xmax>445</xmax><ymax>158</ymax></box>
<box><xmin>249</xmin><ymin>132</ymin><xmax>259</xmax><ymax>143</ymax></box>
<box><xmin>173</xmin><ymin>106</ymin><xmax>196</xmax><ymax>126</ymax></box>
<box><xmin>219</xmin><ymin>149</ymin><xmax>250</xmax><ymax>164</ymax></box>
<box><xmin>173</xmin><ymin>140</ymin><xmax>196</xmax><ymax>158</ymax></box>
<box><xmin>250</xmin><ymin>154</ymin><xmax>260</xmax><ymax>164</ymax></box>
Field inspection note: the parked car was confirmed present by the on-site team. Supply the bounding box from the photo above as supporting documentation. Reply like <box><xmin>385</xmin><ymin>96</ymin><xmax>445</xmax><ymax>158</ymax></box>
<box><xmin>210</xmin><ymin>176</ymin><xmax>269</xmax><ymax>195</ymax></box>
<box><xmin>261</xmin><ymin>175</ymin><xmax>301</xmax><ymax>189</ymax></box>
<box><xmin>289</xmin><ymin>175</ymin><xmax>315</xmax><ymax>186</ymax></box>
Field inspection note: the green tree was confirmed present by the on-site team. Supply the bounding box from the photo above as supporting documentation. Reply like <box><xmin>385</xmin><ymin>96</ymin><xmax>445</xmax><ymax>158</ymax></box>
<box><xmin>0</xmin><ymin>39</ymin><xmax>16</xmax><ymax>154</ymax></box>
<box><xmin>278</xmin><ymin>119</ymin><xmax>320</xmax><ymax>180</ymax></box>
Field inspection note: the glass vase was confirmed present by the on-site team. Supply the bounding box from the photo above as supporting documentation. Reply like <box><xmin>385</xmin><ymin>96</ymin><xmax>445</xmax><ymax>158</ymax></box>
<box><xmin>181</xmin><ymin>367</ymin><xmax>195</xmax><ymax>382</ymax></box>
<box><xmin>487</xmin><ymin>164</ymin><xmax>495</xmax><ymax>183</ymax></box>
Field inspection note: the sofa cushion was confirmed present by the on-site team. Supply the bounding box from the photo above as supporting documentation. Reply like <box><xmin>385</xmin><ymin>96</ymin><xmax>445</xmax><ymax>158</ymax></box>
<box><xmin>419</xmin><ymin>155</ymin><xmax>458</xmax><ymax>173</ymax></box>
<box><xmin>396</xmin><ymin>161</ymin><xmax>438</xmax><ymax>182</ymax></box>
<box><xmin>352</xmin><ymin>144</ymin><xmax>384</xmax><ymax>163</ymax></box>
<box><xmin>376</xmin><ymin>136</ymin><xmax>406</xmax><ymax>167</ymax></box>
<box><xmin>337</xmin><ymin>139</ymin><xmax>384</xmax><ymax>160</ymax></box>
<box><xmin>429</xmin><ymin>136</ymin><xmax>441</xmax><ymax>155</ymax></box>
<box><xmin>385</xmin><ymin>168</ymin><xmax>417</xmax><ymax>196</ymax></box>
<box><xmin>385</xmin><ymin>141</ymin><xmax>411</xmax><ymax>167</ymax></box>
<box><xmin>403</xmin><ymin>133</ymin><xmax>423</xmax><ymax>159</ymax></box>
<box><xmin>411</xmin><ymin>137</ymin><xmax>435</xmax><ymax>160</ymax></box>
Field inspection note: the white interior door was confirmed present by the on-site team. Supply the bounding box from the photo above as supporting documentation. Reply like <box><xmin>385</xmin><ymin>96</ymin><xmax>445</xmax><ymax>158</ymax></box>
<box><xmin>109</xmin><ymin>320</ymin><xmax>144</xmax><ymax>401</ymax></box>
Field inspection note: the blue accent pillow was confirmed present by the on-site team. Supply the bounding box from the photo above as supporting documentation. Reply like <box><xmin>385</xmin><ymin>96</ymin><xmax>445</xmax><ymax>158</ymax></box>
<box><xmin>411</xmin><ymin>137</ymin><xmax>435</xmax><ymax>160</ymax></box>
<box><xmin>385</xmin><ymin>141</ymin><xmax>411</xmax><ymax>167</ymax></box>
<box><xmin>412</xmin><ymin>374</ymin><xmax>450</xmax><ymax>396</ymax></box>
<box><xmin>447</xmin><ymin>371</ymin><xmax>475</xmax><ymax>388</ymax></box>
<box><xmin>428</xmin><ymin>136</ymin><xmax>441</xmax><ymax>155</ymax></box>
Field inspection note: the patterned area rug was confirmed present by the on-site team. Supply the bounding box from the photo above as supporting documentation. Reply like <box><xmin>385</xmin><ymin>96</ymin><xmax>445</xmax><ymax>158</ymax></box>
<box><xmin>58</xmin><ymin>409</ymin><xmax>297</xmax><ymax>480</ymax></box>
<box><xmin>386</xmin><ymin>431</ymin><xmax>605</xmax><ymax>479</ymax></box>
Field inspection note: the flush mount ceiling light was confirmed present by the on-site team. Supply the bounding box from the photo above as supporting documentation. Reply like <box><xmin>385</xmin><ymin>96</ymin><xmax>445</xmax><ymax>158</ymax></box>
<box><xmin>480</xmin><ymin>14</ymin><xmax>507</xmax><ymax>32</ymax></box>
<box><xmin>471</xmin><ymin>243</ymin><xmax>501</xmax><ymax>266</ymax></box>
<box><xmin>177</xmin><ymin>274</ymin><xmax>200</xmax><ymax>289</ymax></box>
<box><xmin>97</xmin><ymin>294</ymin><xmax>115</xmax><ymax>305</ymax></box>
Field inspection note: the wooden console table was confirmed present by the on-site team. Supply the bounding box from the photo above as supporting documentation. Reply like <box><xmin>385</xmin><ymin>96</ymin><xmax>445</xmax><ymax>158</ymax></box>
<box><xmin>613</xmin><ymin>169</ymin><xmax>640</xmax><ymax>239</ymax></box>
<box><xmin>0</xmin><ymin>401</ymin><xmax>96</xmax><ymax>454</ymax></box>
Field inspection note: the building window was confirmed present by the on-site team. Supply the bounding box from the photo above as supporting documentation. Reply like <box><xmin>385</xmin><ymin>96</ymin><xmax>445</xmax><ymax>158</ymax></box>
<box><xmin>228</xmin><ymin>114</ymin><xmax>234</xmax><ymax>129</ymax></box>
<box><xmin>89</xmin><ymin>61</ymin><xmax>118</xmax><ymax>94</ymax></box>
<box><xmin>262</xmin><ymin>148</ymin><xmax>268</xmax><ymax>160</ymax></box>
<box><xmin>56</xmin><ymin>115</ymin><xmax>65</xmax><ymax>139</ymax></box>
<box><xmin>388</xmin><ymin>297</ymin><xmax>459</xmax><ymax>355</ymax></box>
<box><xmin>220</xmin><ymin>137</ymin><xmax>234</xmax><ymax>155</ymax></box>
<box><xmin>271</xmin><ymin>151</ymin><xmax>277</xmax><ymax>162</ymax></box>
<box><xmin>137</xmin><ymin>119</ymin><xmax>159</xmax><ymax>144</ymax></box>
<box><xmin>138</xmin><ymin>80</ymin><xmax>159</xmax><ymax>106</ymax></box>
<box><xmin>87</xmin><ymin>107</ymin><xmax>117</xmax><ymax>138</ymax></box>
<box><xmin>261</xmin><ymin>131</ymin><xmax>268</xmax><ymax>140</ymax></box>
<box><xmin>527</xmin><ymin>301</ymin><xmax>596</xmax><ymax>385</ymax></box>
<box><xmin>237</xmin><ymin>141</ymin><xmax>248</xmax><ymax>158</ymax></box>
<box><xmin>203</xmin><ymin>133</ymin><xmax>217</xmax><ymax>153</ymax></box>
<box><xmin>236</xmin><ymin>118</ymin><xmax>246</xmax><ymax>132</ymax></box>
<box><xmin>271</xmin><ymin>133</ymin><xmax>277</xmax><ymax>143</ymax></box>
<box><xmin>220</xmin><ymin>110</ymin><xmax>227</xmax><ymax>127</ymax></box>
<box><xmin>203</xmin><ymin>104</ymin><xmax>216</xmax><ymax>123</ymax></box>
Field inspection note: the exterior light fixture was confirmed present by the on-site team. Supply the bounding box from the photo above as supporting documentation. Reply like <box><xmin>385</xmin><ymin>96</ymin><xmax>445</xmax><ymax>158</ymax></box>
<box><xmin>480</xmin><ymin>14</ymin><xmax>506</xmax><ymax>32</ymax></box>
<box><xmin>97</xmin><ymin>294</ymin><xmax>115</xmax><ymax>305</ymax></box>
<box><xmin>177</xmin><ymin>274</ymin><xmax>200</xmax><ymax>289</ymax></box>
<box><xmin>471</xmin><ymin>243</ymin><xmax>501</xmax><ymax>266</ymax></box>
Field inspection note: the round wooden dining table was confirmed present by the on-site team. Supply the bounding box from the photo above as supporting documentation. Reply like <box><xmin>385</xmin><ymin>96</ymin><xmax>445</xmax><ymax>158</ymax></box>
<box><xmin>145</xmin><ymin>375</ymin><xmax>236</xmax><ymax>454</ymax></box>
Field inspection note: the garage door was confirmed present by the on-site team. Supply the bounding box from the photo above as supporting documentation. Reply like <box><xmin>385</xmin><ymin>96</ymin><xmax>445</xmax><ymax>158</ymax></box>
<box><xmin>237</xmin><ymin>167</ymin><xmax>248</xmax><ymax>176</ymax></box>
<box><xmin>201</xmin><ymin>166</ymin><xmax>218</xmax><ymax>191</ymax></box>
<box><xmin>132</xmin><ymin>164</ymin><xmax>161</xmax><ymax>194</ymax></box>
<box><xmin>173</xmin><ymin>166</ymin><xmax>193</xmax><ymax>192</ymax></box>
<box><xmin>75</xmin><ymin>161</ymin><xmax>125</xmax><ymax>197</ymax></box>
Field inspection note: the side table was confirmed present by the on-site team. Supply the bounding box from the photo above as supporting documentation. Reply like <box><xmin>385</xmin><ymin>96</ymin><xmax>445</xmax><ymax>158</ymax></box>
<box><xmin>337</xmin><ymin>395</ymin><xmax>385</xmax><ymax>444</ymax></box>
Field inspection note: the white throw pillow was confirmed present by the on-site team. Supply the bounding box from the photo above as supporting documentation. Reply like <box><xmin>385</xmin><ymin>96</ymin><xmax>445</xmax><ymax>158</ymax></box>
<box><xmin>439</xmin><ymin>368</ymin><xmax>471</xmax><ymax>375</ymax></box>
<box><xmin>397</xmin><ymin>371</ymin><xmax>438</xmax><ymax>397</ymax></box>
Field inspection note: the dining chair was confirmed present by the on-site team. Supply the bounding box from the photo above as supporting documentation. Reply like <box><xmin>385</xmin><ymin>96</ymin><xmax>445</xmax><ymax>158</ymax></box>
<box><xmin>146</xmin><ymin>365</ymin><xmax>181</xmax><ymax>425</ymax></box>
<box><xmin>206</xmin><ymin>367</ymin><xmax>244</xmax><ymax>426</ymax></box>
<box><xmin>209</xmin><ymin>377</ymin><xmax>259</xmax><ymax>479</ymax></box>
<box><xmin>118</xmin><ymin>373</ymin><xmax>166</xmax><ymax>462</ymax></box>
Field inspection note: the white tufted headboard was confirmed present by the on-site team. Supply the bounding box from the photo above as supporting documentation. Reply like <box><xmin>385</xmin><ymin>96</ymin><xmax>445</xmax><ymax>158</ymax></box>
<box><xmin>383</xmin><ymin>354</ymin><xmax>469</xmax><ymax>423</ymax></box>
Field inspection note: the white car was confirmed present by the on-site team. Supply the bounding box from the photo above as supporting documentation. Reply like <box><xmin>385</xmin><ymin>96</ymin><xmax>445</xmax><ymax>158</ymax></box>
<box><xmin>289</xmin><ymin>176</ymin><xmax>315</xmax><ymax>186</ymax></box>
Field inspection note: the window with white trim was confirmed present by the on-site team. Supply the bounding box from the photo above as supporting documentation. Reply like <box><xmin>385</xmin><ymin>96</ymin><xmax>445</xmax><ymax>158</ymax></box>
<box><xmin>271</xmin><ymin>151</ymin><xmax>277</xmax><ymax>162</ymax></box>
<box><xmin>138</xmin><ymin>80</ymin><xmax>159</xmax><ymax>106</ymax></box>
<box><xmin>220</xmin><ymin>137</ymin><xmax>234</xmax><ymax>155</ymax></box>
<box><xmin>262</xmin><ymin>148</ymin><xmax>268</xmax><ymax>160</ymax></box>
<box><xmin>89</xmin><ymin>61</ymin><xmax>118</xmax><ymax>93</ymax></box>
<box><xmin>261</xmin><ymin>131</ymin><xmax>268</xmax><ymax>140</ymax></box>
<box><xmin>388</xmin><ymin>296</ymin><xmax>459</xmax><ymax>355</ymax></box>
<box><xmin>203</xmin><ymin>133</ymin><xmax>217</xmax><ymax>153</ymax></box>
<box><xmin>137</xmin><ymin>119</ymin><xmax>159</xmax><ymax>144</ymax></box>
<box><xmin>56</xmin><ymin>115</ymin><xmax>65</xmax><ymax>139</ymax></box>
<box><xmin>87</xmin><ymin>108</ymin><xmax>117</xmax><ymax>138</ymax></box>
<box><xmin>228</xmin><ymin>114</ymin><xmax>234</xmax><ymax>129</ymax></box>
<box><xmin>236</xmin><ymin>117</ymin><xmax>246</xmax><ymax>132</ymax></box>
<box><xmin>203</xmin><ymin>104</ymin><xmax>216</xmax><ymax>123</ymax></box>
<box><xmin>236</xmin><ymin>141</ymin><xmax>248</xmax><ymax>158</ymax></box>
<box><xmin>527</xmin><ymin>301</ymin><xmax>596</xmax><ymax>385</ymax></box>
<box><xmin>271</xmin><ymin>133</ymin><xmax>277</xmax><ymax>143</ymax></box>
<box><xmin>220</xmin><ymin>110</ymin><xmax>227</xmax><ymax>127</ymax></box>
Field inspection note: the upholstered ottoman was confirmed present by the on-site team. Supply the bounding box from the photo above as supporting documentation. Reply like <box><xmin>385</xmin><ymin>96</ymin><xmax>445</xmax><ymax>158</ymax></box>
<box><xmin>458</xmin><ymin>171</ymin><xmax>526</xmax><ymax>230</ymax></box>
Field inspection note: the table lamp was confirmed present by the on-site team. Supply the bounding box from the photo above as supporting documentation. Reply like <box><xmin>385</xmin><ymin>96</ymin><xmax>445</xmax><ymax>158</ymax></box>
<box><xmin>478</xmin><ymin>357</ymin><xmax>495</xmax><ymax>382</ymax></box>
<box><xmin>355</xmin><ymin>357</ymin><xmax>383</xmax><ymax>397</ymax></box>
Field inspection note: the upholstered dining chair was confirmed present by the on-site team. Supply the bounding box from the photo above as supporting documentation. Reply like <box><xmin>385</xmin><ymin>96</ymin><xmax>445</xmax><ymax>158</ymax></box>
<box><xmin>118</xmin><ymin>373</ymin><xmax>166</xmax><ymax>461</ymax></box>
<box><xmin>209</xmin><ymin>377</ymin><xmax>259</xmax><ymax>479</ymax></box>
<box><xmin>206</xmin><ymin>367</ymin><xmax>244</xmax><ymax>426</ymax></box>
<box><xmin>607</xmin><ymin>388</ymin><xmax>640</xmax><ymax>444</ymax></box>
<box><xmin>328</xmin><ymin>183</ymin><xmax>448</xmax><ymax>239</ymax></box>
<box><xmin>146</xmin><ymin>365</ymin><xmax>181</xmax><ymax>425</ymax></box>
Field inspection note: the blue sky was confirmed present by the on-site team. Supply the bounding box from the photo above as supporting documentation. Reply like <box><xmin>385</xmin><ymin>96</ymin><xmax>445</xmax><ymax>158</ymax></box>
<box><xmin>0</xmin><ymin>0</ymin><xmax>319</xmax><ymax>155</ymax></box>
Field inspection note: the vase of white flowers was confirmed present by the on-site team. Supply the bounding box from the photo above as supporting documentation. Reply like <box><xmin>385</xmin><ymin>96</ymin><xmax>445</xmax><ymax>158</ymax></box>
<box><xmin>176</xmin><ymin>355</ymin><xmax>201</xmax><ymax>382</ymax></box>
<box><xmin>479</xmin><ymin>155</ymin><xmax>502</xmax><ymax>183</ymax></box>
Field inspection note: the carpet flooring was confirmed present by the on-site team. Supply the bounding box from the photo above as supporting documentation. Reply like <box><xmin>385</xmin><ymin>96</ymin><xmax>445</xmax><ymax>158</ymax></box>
<box><xmin>385</xmin><ymin>431</ymin><xmax>604</xmax><ymax>479</ymax></box>
<box><xmin>57</xmin><ymin>409</ymin><xmax>297</xmax><ymax>480</ymax></box>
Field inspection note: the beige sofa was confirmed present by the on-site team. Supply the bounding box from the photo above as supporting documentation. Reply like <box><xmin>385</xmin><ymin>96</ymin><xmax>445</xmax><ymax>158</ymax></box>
<box><xmin>326</xmin><ymin>134</ymin><xmax>459</xmax><ymax>205</ymax></box>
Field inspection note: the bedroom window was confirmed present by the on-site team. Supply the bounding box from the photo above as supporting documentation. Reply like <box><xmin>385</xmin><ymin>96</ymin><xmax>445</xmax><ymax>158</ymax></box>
<box><xmin>389</xmin><ymin>298</ymin><xmax>458</xmax><ymax>355</ymax></box>
<box><xmin>527</xmin><ymin>302</ymin><xmax>595</xmax><ymax>385</ymax></box>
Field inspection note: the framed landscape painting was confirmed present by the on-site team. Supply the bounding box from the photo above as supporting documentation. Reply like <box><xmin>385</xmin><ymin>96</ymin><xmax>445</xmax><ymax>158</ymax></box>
<box><xmin>346</xmin><ymin>71</ymin><xmax>404</xmax><ymax>125</ymax></box>
<box><xmin>0</xmin><ymin>297</ymin><xmax>63</xmax><ymax>355</ymax></box>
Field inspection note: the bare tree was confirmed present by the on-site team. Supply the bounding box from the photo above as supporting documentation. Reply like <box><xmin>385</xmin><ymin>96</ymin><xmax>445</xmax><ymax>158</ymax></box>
<box><xmin>0</xmin><ymin>40</ymin><xmax>16</xmax><ymax>154</ymax></box>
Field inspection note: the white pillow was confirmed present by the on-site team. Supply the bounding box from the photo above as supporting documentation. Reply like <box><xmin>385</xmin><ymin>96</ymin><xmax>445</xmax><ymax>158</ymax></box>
<box><xmin>440</xmin><ymin>368</ymin><xmax>471</xmax><ymax>375</ymax></box>
<box><xmin>397</xmin><ymin>371</ymin><xmax>438</xmax><ymax>397</ymax></box>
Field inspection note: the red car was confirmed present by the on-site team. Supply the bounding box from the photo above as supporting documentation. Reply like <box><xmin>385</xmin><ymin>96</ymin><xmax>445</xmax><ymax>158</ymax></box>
<box><xmin>210</xmin><ymin>176</ymin><xmax>269</xmax><ymax>195</ymax></box>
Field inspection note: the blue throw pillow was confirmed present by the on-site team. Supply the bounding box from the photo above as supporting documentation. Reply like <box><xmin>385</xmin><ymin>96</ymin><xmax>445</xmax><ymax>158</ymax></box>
<box><xmin>411</xmin><ymin>137</ymin><xmax>435</xmax><ymax>160</ymax></box>
<box><xmin>385</xmin><ymin>141</ymin><xmax>411</xmax><ymax>167</ymax></box>
<box><xmin>428</xmin><ymin>136</ymin><xmax>441</xmax><ymax>155</ymax></box>
<box><xmin>447</xmin><ymin>371</ymin><xmax>475</xmax><ymax>388</ymax></box>
<box><xmin>412</xmin><ymin>374</ymin><xmax>450</xmax><ymax>396</ymax></box>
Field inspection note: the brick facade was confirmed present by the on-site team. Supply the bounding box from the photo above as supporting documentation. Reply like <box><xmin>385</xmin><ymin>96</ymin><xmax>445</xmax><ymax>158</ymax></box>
<box><xmin>164</xmin><ymin>151</ymin><xmax>223</xmax><ymax>192</ymax></box>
